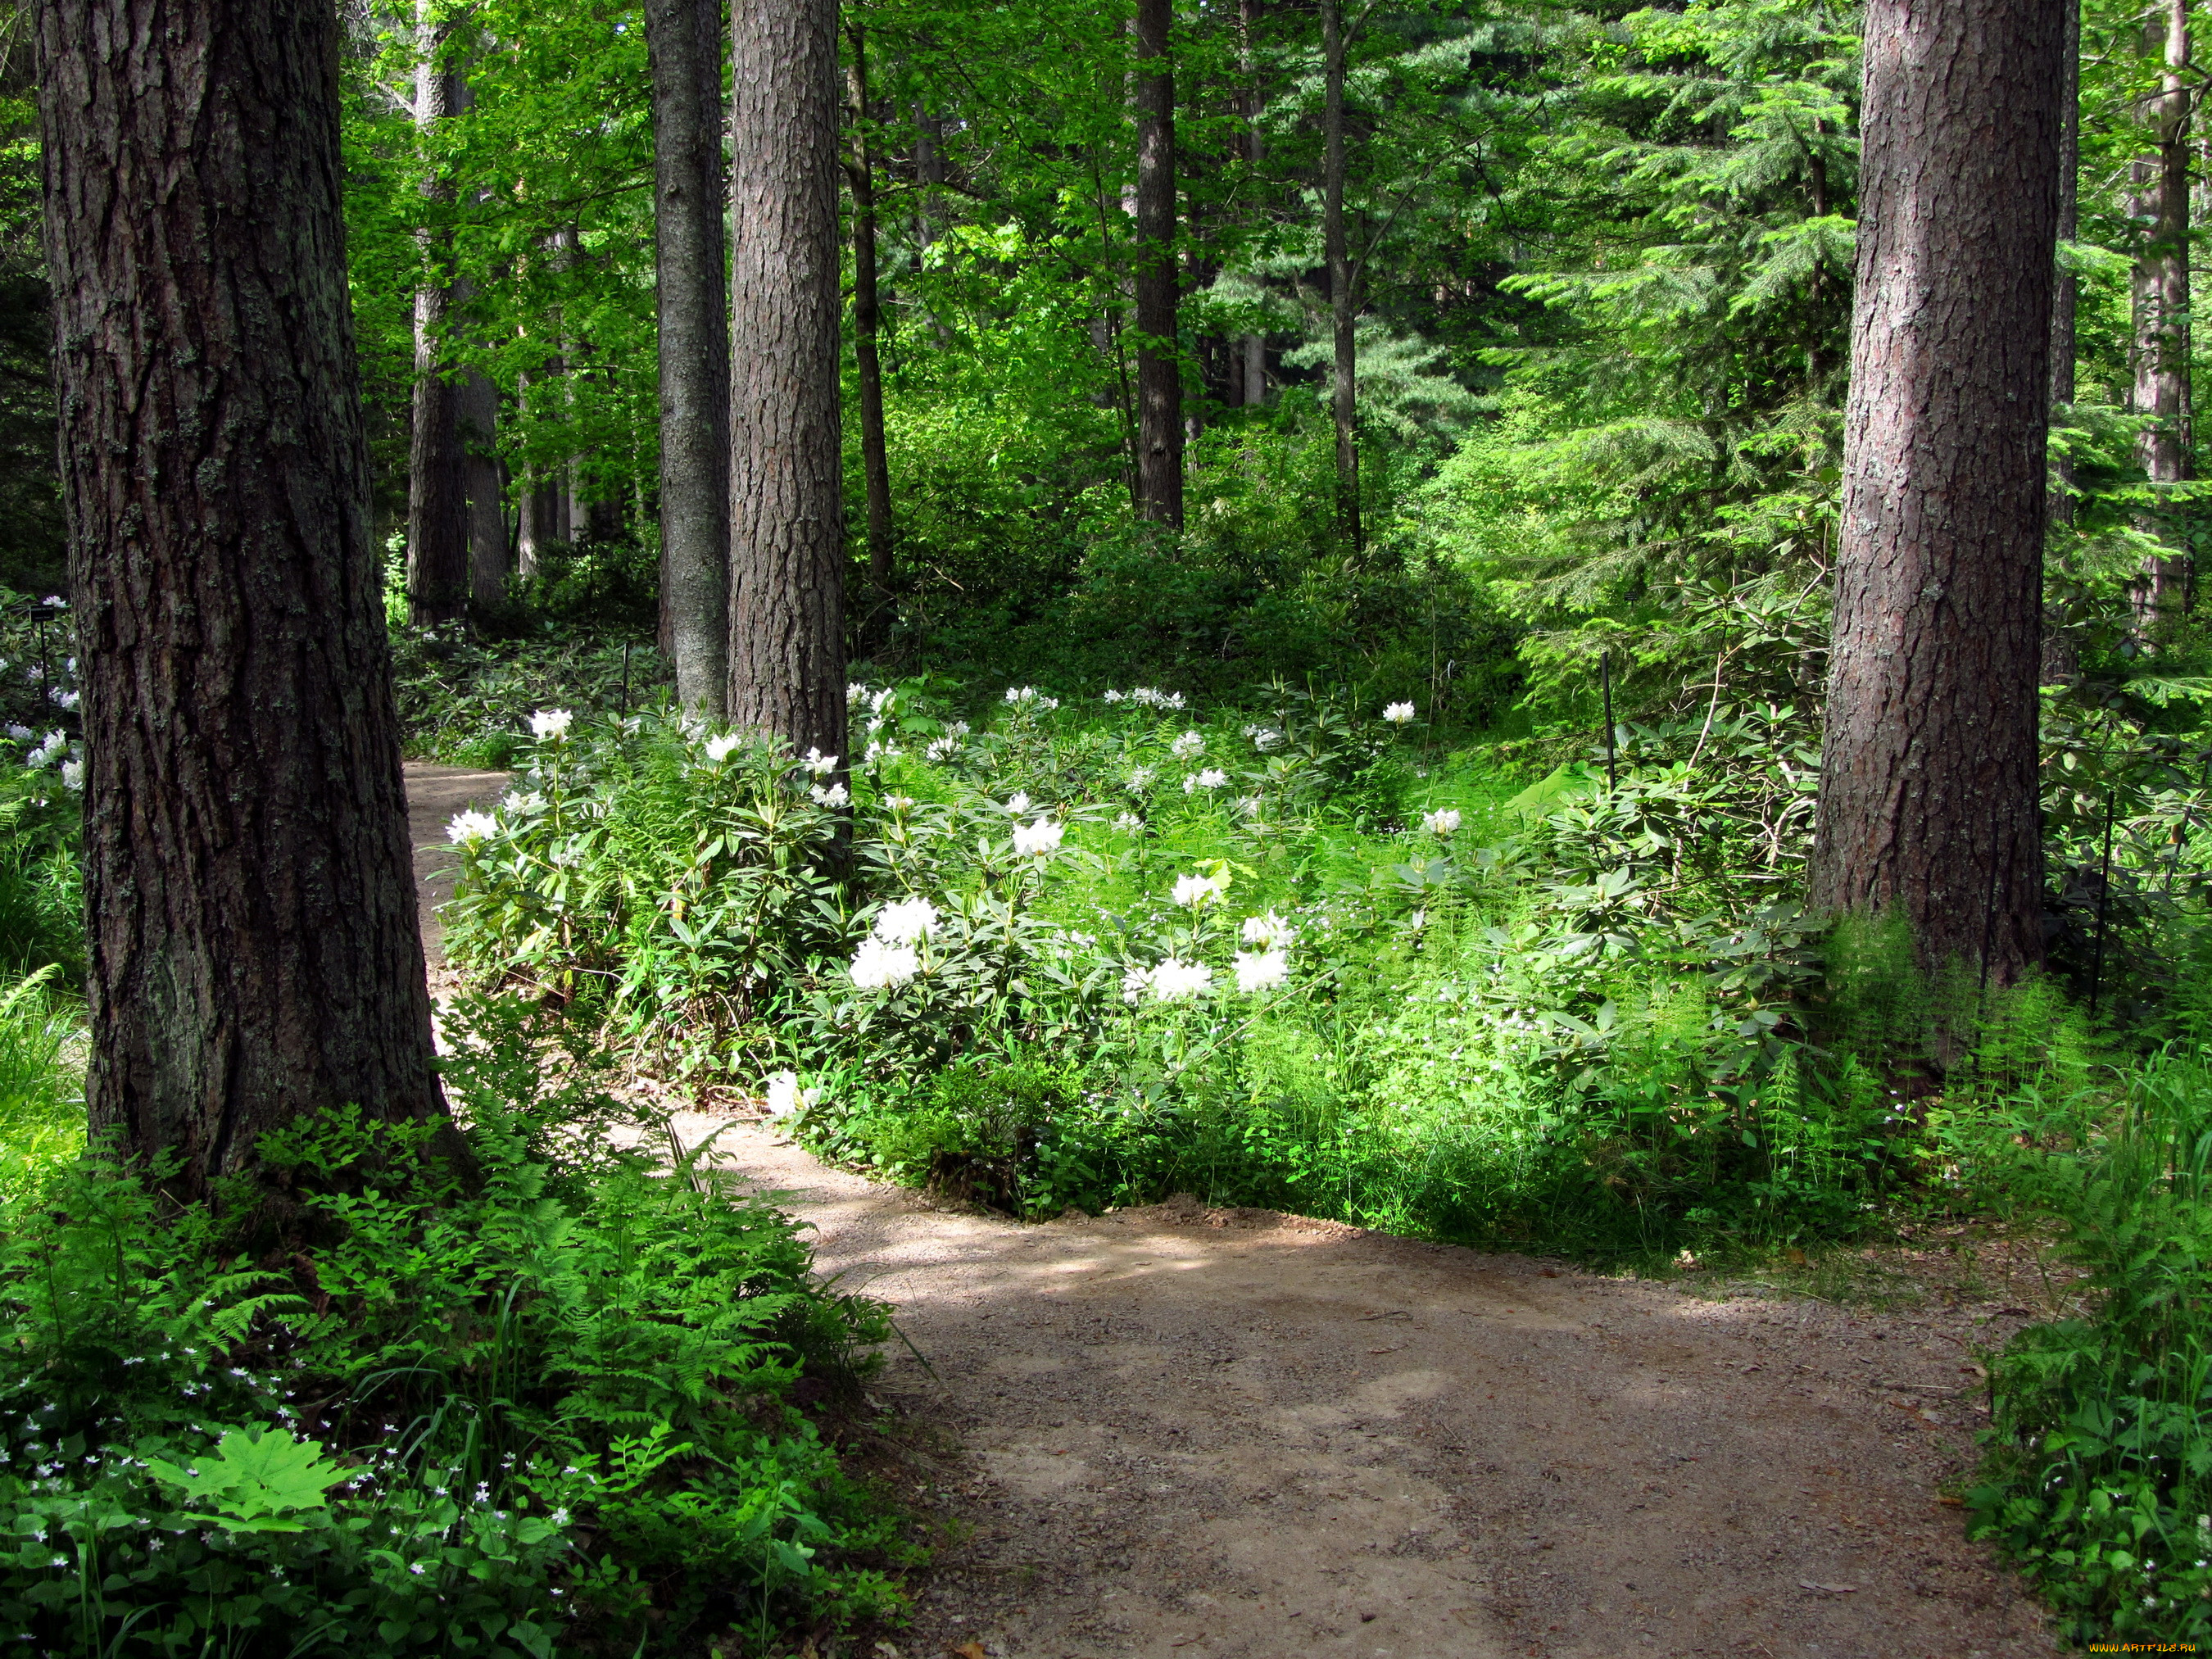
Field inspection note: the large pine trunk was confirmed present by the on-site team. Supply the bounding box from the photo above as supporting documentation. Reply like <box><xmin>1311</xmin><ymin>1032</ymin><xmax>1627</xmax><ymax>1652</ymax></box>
<box><xmin>727</xmin><ymin>0</ymin><xmax>847</xmax><ymax>762</ymax></box>
<box><xmin>2131</xmin><ymin>0</ymin><xmax>2193</xmax><ymax>619</ymax></box>
<box><xmin>1810</xmin><ymin>0</ymin><xmax>2062</xmax><ymax>988</ymax></box>
<box><xmin>406</xmin><ymin>1</ymin><xmax>469</xmax><ymax>628</ymax></box>
<box><xmin>1133</xmin><ymin>0</ymin><xmax>1182</xmax><ymax>528</ymax></box>
<box><xmin>647</xmin><ymin>0</ymin><xmax>730</xmax><ymax>715</ymax></box>
<box><xmin>845</xmin><ymin>23</ymin><xmax>895</xmax><ymax>647</ymax></box>
<box><xmin>37</xmin><ymin>0</ymin><xmax>449</xmax><ymax>1205</ymax></box>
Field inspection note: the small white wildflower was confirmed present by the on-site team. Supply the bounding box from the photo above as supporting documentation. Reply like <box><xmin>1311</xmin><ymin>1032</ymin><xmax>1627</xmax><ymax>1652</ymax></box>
<box><xmin>1146</xmin><ymin>959</ymin><xmax>1214</xmax><ymax>1001</ymax></box>
<box><xmin>1194</xmin><ymin>768</ymin><xmax>1227</xmax><ymax>789</ymax></box>
<box><xmin>40</xmin><ymin>595</ymin><xmax>64</xmax><ymax>608</ymax></box>
<box><xmin>846</xmin><ymin>682</ymin><xmax>867</xmax><ymax>704</ymax></box>
<box><xmin>1103</xmin><ymin>689</ymin><xmax>1125</xmax><ymax>704</ymax></box>
<box><xmin>5</xmin><ymin>725</ymin><xmax>29</xmax><ymax>741</ymax></box>
<box><xmin>811</xmin><ymin>782</ymin><xmax>850</xmax><ymax>809</ymax></box>
<box><xmin>530</xmin><ymin>708</ymin><xmax>574</xmax><ymax>741</ymax></box>
<box><xmin>946</xmin><ymin>720</ymin><xmax>971</xmax><ymax>738</ymax></box>
<box><xmin>869</xmin><ymin>686</ymin><xmax>895</xmax><ymax>714</ymax></box>
<box><xmin>52</xmin><ymin>690</ymin><xmax>78</xmax><ymax>711</ymax></box>
<box><xmin>60</xmin><ymin>759</ymin><xmax>82</xmax><ymax>791</ymax></box>
<box><xmin>801</xmin><ymin>747</ymin><xmax>840</xmax><ymax>775</ymax></box>
<box><xmin>1012</xmin><ymin>818</ymin><xmax>1063</xmax><ymax>857</ymax></box>
<box><xmin>764</xmin><ymin>1072</ymin><xmax>820</xmax><ymax>1117</ymax></box>
<box><xmin>1004</xmin><ymin>685</ymin><xmax>1034</xmax><ymax>705</ymax></box>
<box><xmin>1235</xmin><ymin>950</ymin><xmax>1290</xmax><ymax>993</ymax></box>
<box><xmin>886</xmin><ymin>794</ymin><xmax>915</xmax><ymax>810</ymax></box>
<box><xmin>1006</xmin><ymin>791</ymin><xmax>1033</xmax><ymax>814</ymax></box>
<box><xmin>874</xmin><ymin>896</ymin><xmax>940</xmax><ymax>945</ymax></box>
<box><xmin>1241</xmin><ymin>912</ymin><xmax>1296</xmax><ymax>948</ymax></box>
<box><xmin>927</xmin><ymin>737</ymin><xmax>960</xmax><ymax>762</ymax></box>
<box><xmin>1422</xmin><ymin>808</ymin><xmax>1462</xmax><ymax>836</ymax></box>
<box><xmin>1172</xmin><ymin>871</ymin><xmax>1228</xmax><ymax>907</ymax></box>
<box><xmin>1251</xmin><ymin>728</ymin><xmax>1285</xmax><ymax>752</ymax></box>
<box><xmin>1171</xmin><ymin>732</ymin><xmax>1205</xmax><ymax>759</ymax></box>
<box><xmin>1114</xmin><ymin>812</ymin><xmax>1143</xmax><ymax>832</ymax></box>
<box><xmin>850</xmin><ymin>936</ymin><xmax>921</xmax><ymax>989</ymax></box>
<box><xmin>1127</xmin><ymin>766</ymin><xmax>1156</xmax><ymax>791</ymax></box>
<box><xmin>1382</xmin><ymin>701</ymin><xmax>1416</xmax><ymax>725</ymax></box>
<box><xmin>704</xmin><ymin>732</ymin><xmax>744</xmax><ymax>764</ymax></box>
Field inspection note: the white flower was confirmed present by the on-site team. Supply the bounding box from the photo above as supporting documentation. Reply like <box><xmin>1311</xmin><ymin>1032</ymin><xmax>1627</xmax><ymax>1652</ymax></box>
<box><xmin>886</xmin><ymin>795</ymin><xmax>915</xmax><ymax>811</ymax></box>
<box><xmin>846</xmin><ymin>682</ymin><xmax>867</xmax><ymax>704</ymax></box>
<box><xmin>530</xmin><ymin>708</ymin><xmax>573</xmax><ymax>741</ymax></box>
<box><xmin>704</xmin><ymin>732</ymin><xmax>744</xmax><ymax>764</ymax></box>
<box><xmin>1194</xmin><ymin>768</ymin><xmax>1227</xmax><ymax>789</ymax></box>
<box><xmin>60</xmin><ymin>761</ymin><xmax>81</xmax><ymax>791</ymax></box>
<box><xmin>764</xmin><ymin>1070</ymin><xmax>821</xmax><ymax>1117</ymax></box>
<box><xmin>1249</xmin><ymin>727</ymin><xmax>1285</xmax><ymax>752</ymax></box>
<box><xmin>1241</xmin><ymin>912</ymin><xmax>1296</xmax><ymax>948</ymax></box>
<box><xmin>446</xmin><ymin>809</ymin><xmax>499</xmax><ymax>845</ymax></box>
<box><xmin>1103</xmin><ymin>689</ymin><xmax>1125</xmax><ymax>704</ymax></box>
<box><xmin>1146</xmin><ymin>959</ymin><xmax>1214</xmax><ymax>1001</ymax></box>
<box><xmin>1114</xmin><ymin>812</ymin><xmax>1143</xmax><ymax>832</ymax></box>
<box><xmin>869</xmin><ymin>686</ymin><xmax>895</xmax><ymax>714</ymax></box>
<box><xmin>1173</xmin><ymin>870</ymin><xmax>1228</xmax><ymax>907</ymax></box>
<box><xmin>1171</xmin><ymin>732</ymin><xmax>1205</xmax><ymax>759</ymax></box>
<box><xmin>927</xmin><ymin>737</ymin><xmax>960</xmax><ymax>762</ymax></box>
<box><xmin>1122</xmin><ymin>966</ymin><xmax>1149</xmax><ymax>1004</ymax></box>
<box><xmin>850</xmin><ymin>936</ymin><xmax>920</xmax><ymax>989</ymax></box>
<box><xmin>501</xmin><ymin>790</ymin><xmax>546</xmax><ymax>814</ymax></box>
<box><xmin>1003</xmin><ymin>686</ymin><xmax>1057</xmax><ymax>710</ymax></box>
<box><xmin>1127</xmin><ymin>766</ymin><xmax>1156</xmax><ymax>792</ymax></box>
<box><xmin>52</xmin><ymin>690</ymin><xmax>78</xmax><ymax>710</ymax></box>
<box><xmin>946</xmin><ymin>721</ymin><xmax>971</xmax><ymax>738</ymax></box>
<box><xmin>1422</xmin><ymin>808</ymin><xmax>1462</xmax><ymax>836</ymax></box>
<box><xmin>865</xmin><ymin>716</ymin><xmax>885</xmax><ymax>736</ymax></box>
<box><xmin>874</xmin><ymin>896</ymin><xmax>939</xmax><ymax>945</ymax></box>
<box><xmin>39</xmin><ymin>596</ymin><xmax>64</xmax><ymax>609</ymax></box>
<box><xmin>801</xmin><ymin>747</ymin><xmax>840</xmax><ymax>775</ymax></box>
<box><xmin>1012</xmin><ymin>818</ymin><xmax>1063</xmax><ymax>857</ymax></box>
<box><xmin>1235</xmin><ymin>949</ymin><xmax>1290</xmax><ymax>993</ymax></box>
<box><xmin>1235</xmin><ymin>796</ymin><xmax>1262</xmax><ymax>818</ymax></box>
<box><xmin>1006</xmin><ymin>791</ymin><xmax>1032</xmax><ymax>814</ymax></box>
<box><xmin>5</xmin><ymin>725</ymin><xmax>29</xmax><ymax>741</ymax></box>
<box><xmin>811</xmin><ymin>782</ymin><xmax>850</xmax><ymax>809</ymax></box>
<box><xmin>1382</xmin><ymin>701</ymin><xmax>1416</xmax><ymax>725</ymax></box>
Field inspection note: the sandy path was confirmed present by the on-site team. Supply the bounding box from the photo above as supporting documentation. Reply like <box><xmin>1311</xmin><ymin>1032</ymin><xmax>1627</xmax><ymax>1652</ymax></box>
<box><xmin>403</xmin><ymin>761</ymin><xmax>508</xmax><ymax>960</ymax></box>
<box><xmin>395</xmin><ymin>769</ymin><xmax>2055</xmax><ymax>1657</ymax></box>
<box><xmin>690</xmin><ymin>1118</ymin><xmax>2055</xmax><ymax>1659</ymax></box>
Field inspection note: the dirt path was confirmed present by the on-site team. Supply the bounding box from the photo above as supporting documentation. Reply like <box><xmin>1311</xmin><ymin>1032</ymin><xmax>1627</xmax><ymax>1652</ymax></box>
<box><xmin>396</xmin><ymin>769</ymin><xmax>2056</xmax><ymax>1658</ymax></box>
<box><xmin>686</xmin><ymin>1117</ymin><xmax>2056</xmax><ymax>1659</ymax></box>
<box><xmin>403</xmin><ymin>761</ymin><xmax>508</xmax><ymax>960</ymax></box>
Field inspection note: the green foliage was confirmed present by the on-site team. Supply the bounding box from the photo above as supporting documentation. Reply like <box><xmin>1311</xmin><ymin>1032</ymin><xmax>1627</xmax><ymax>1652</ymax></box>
<box><xmin>0</xmin><ymin>999</ymin><xmax>911</xmax><ymax>1656</ymax></box>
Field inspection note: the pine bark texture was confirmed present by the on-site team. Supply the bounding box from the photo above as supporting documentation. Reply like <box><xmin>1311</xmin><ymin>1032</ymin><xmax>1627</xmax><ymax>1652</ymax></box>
<box><xmin>406</xmin><ymin>4</ymin><xmax>469</xmax><ymax>627</ymax></box>
<box><xmin>459</xmin><ymin>363</ymin><xmax>506</xmax><ymax>612</ymax></box>
<box><xmin>37</xmin><ymin>0</ymin><xmax>447</xmax><ymax>1199</ymax></box>
<box><xmin>727</xmin><ymin>0</ymin><xmax>846</xmax><ymax>762</ymax></box>
<box><xmin>1240</xmin><ymin>0</ymin><xmax>1267</xmax><ymax>406</ymax></box>
<box><xmin>845</xmin><ymin>25</ymin><xmax>895</xmax><ymax>641</ymax></box>
<box><xmin>2131</xmin><ymin>0</ymin><xmax>2192</xmax><ymax>617</ymax></box>
<box><xmin>1810</xmin><ymin>0</ymin><xmax>2061</xmax><ymax>986</ymax></box>
<box><xmin>2048</xmin><ymin>0</ymin><xmax>2078</xmax><ymax>529</ymax></box>
<box><xmin>1133</xmin><ymin>0</ymin><xmax>1182</xmax><ymax>527</ymax></box>
<box><xmin>1322</xmin><ymin>0</ymin><xmax>1359</xmax><ymax>552</ymax></box>
<box><xmin>647</xmin><ymin>0</ymin><xmax>729</xmax><ymax>715</ymax></box>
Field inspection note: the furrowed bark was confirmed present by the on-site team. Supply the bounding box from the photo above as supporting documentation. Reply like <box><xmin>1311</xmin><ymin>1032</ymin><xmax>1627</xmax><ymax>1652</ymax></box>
<box><xmin>1133</xmin><ymin>0</ymin><xmax>1183</xmax><ymax>528</ymax></box>
<box><xmin>845</xmin><ymin>22</ymin><xmax>895</xmax><ymax>647</ymax></box>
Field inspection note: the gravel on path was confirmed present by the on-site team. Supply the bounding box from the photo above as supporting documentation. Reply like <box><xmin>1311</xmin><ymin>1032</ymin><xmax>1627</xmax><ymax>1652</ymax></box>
<box><xmin>685</xmin><ymin>1114</ymin><xmax>2056</xmax><ymax>1659</ymax></box>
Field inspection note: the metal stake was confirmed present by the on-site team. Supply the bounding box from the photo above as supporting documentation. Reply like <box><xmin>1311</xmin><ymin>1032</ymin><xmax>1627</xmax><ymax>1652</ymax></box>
<box><xmin>1601</xmin><ymin>650</ymin><xmax>1617</xmax><ymax>790</ymax></box>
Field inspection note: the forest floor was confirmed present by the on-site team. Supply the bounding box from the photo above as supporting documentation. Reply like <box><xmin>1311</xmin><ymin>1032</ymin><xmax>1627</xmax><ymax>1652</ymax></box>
<box><xmin>406</xmin><ymin>763</ymin><xmax>2068</xmax><ymax>1659</ymax></box>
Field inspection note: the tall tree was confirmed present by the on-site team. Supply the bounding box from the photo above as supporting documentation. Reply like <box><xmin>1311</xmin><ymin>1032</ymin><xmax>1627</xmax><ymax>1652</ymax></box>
<box><xmin>845</xmin><ymin>21</ymin><xmax>895</xmax><ymax>645</ymax></box>
<box><xmin>1810</xmin><ymin>0</ymin><xmax>2062</xmax><ymax>987</ymax></box>
<box><xmin>38</xmin><ymin>0</ymin><xmax>451</xmax><ymax>1205</ymax></box>
<box><xmin>2131</xmin><ymin>0</ymin><xmax>2192</xmax><ymax>618</ymax></box>
<box><xmin>1133</xmin><ymin>0</ymin><xmax>1182</xmax><ymax>527</ymax></box>
<box><xmin>2050</xmin><ymin>0</ymin><xmax>2080</xmax><ymax>531</ymax></box>
<box><xmin>727</xmin><ymin>0</ymin><xmax>847</xmax><ymax>760</ymax></box>
<box><xmin>1321</xmin><ymin>0</ymin><xmax>1357</xmax><ymax>551</ymax></box>
<box><xmin>1239</xmin><ymin>0</ymin><xmax>1267</xmax><ymax>408</ymax></box>
<box><xmin>406</xmin><ymin>0</ymin><xmax>470</xmax><ymax>626</ymax></box>
<box><xmin>646</xmin><ymin>0</ymin><xmax>730</xmax><ymax>715</ymax></box>
<box><xmin>460</xmin><ymin>365</ymin><xmax>506</xmax><ymax>612</ymax></box>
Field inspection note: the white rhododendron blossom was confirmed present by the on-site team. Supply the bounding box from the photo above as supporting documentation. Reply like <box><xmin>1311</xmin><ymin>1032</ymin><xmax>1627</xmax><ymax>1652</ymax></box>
<box><xmin>1005</xmin><ymin>791</ymin><xmax>1033</xmax><ymax>814</ymax></box>
<box><xmin>1145</xmin><ymin>959</ymin><xmax>1214</xmax><ymax>1001</ymax></box>
<box><xmin>1012</xmin><ymin>818</ymin><xmax>1064</xmax><ymax>856</ymax></box>
<box><xmin>1129</xmin><ymin>687</ymin><xmax>1185</xmax><ymax>711</ymax></box>
<box><xmin>60</xmin><ymin>760</ymin><xmax>84</xmax><ymax>792</ymax></box>
<box><xmin>1002</xmin><ymin>685</ymin><xmax>1059</xmax><ymax>711</ymax></box>
<box><xmin>870</xmin><ymin>686</ymin><xmax>895</xmax><ymax>714</ymax></box>
<box><xmin>1382</xmin><ymin>701</ymin><xmax>1416</xmax><ymax>725</ymax></box>
<box><xmin>764</xmin><ymin>1071</ymin><xmax>822</xmax><ymax>1117</ymax></box>
<box><xmin>846</xmin><ymin>682</ymin><xmax>868</xmax><ymax>704</ymax></box>
<box><xmin>945</xmin><ymin>720</ymin><xmax>971</xmax><ymax>738</ymax></box>
<box><xmin>530</xmin><ymin>708</ymin><xmax>574</xmax><ymax>741</ymax></box>
<box><xmin>1422</xmin><ymin>808</ymin><xmax>1462</xmax><ymax>836</ymax></box>
<box><xmin>1248</xmin><ymin>726</ymin><xmax>1285</xmax><ymax>752</ymax></box>
<box><xmin>873</xmin><ymin>896</ymin><xmax>940</xmax><ymax>945</ymax></box>
<box><xmin>1122</xmin><ymin>966</ymin><xmax>1150</xmax><ymax>1004</ymax></box>
<box><xmin>704</xmin><ymin>732</ymin><xmax>744</xmax><ymax>764</ymax></box>
<box><xmin>886</xmin><ymin>795</ymin><xmax>916</xmax><ymax>811</ymax></box>
<box><xmin>502</xmin><ymin>791</ymin><xmax>546</xmax><ymax>815</ymax></box>
<box><xmin>1114</xmin><ymin>811</ymin><xmax>1143</xmax><ymax>832</ymax></box>
<box><xmin>5</xmin><ymin>725</ymin><xmax>30</xmax><ymax>741</ymax></box>
<box><xmin>1241</xmin><ymin>912</ymin><xmax>1296</xmax><ymax>949</ymax></box>
<box><xmin>1103</xmin><ymin>688</ymin><xmax>1126</xmax><ymax>703</ymax></box>
<box><xmin>1170</xmin><ymin>731</ymin><xmax>1205</xmax><ymax>759</ymax></box>
<box><xmin>1173</xmin><ymin>870</ymin><xmax>1228</xmax><ymax>907</ymax></box>
<box><xmin>849</xmin><ymin>936</ymin><xmax>921</xmax><ymax>989</ymax></box>
<box><xmin>926</xmin><ymin>737</ymin><xmax>961</xmax><ymax>762</ymax></box>
<box><xmin>1234</xmin><ymin>949</ymin><xmax>1290</xmax><ymax>993</ymax></box>
<box><xmin>1194</xmin><ymin>768</ymin><xmax>1227</xmax><ymax>789</ymax></box>
<box><xmin>810</xmin><ymin>782</ymin><xmax>851</xmax><ymax>809</ymax></box>
<box><xmin>447</xmin><ymin>809</ymin><xmax>500</xmax><ymax>845</ymax></box>
<box><xmin>801</xmin><ymin>748</ymin><xmax>840</xmax><ymax>775</ymax></box>
<box><xmin>1127</xmin><ymin>766</ymin><xmax>1156</xmax><ymax>792</ymax></box>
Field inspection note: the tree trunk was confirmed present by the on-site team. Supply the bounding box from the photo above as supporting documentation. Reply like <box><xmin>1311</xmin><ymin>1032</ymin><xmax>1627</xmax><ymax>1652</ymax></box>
<box><xmin>1133</xmin><ymin>0</ymin><xmax>1182</xmax><ymax>528</ymax></box>
<box><xmin>2049</xmin><ymin>0</ymin><xmax>2079</xmax><ymax>530</ymax></box>
<box><xmin>460</xmin><ymin>365</ymin><xmax>506</xmax><ymax>614</ymax></box>
<box><xmin>1810</xmin><ymin>0</ymin><xmax>2061</xmax><ymax>989</ymax></box>
<box><xmin>1239</xmin><ymin>0</ymin><xmax>1267</xmax><ymax>407</ymax></box>
<box><xmin>1322</xmin><ymin>0</ymin><xmax>1358</xmax><ymax>555</ymax></box>
<box><xmin>2131</xmin><ymin>0</ymin><xmax>2192</xmax><ymax>620</ymax></box>
<box><xmin>845</xmin><ymin>22</ymin><xmax>895</xmax><ymax>647</ymax></box>
<box><xmin>406</xmin><ymin>0</ymin><xmax>469</xmax><ymax>628</ymax></box>
<box><xmin>647</xmin><ymin>0</ymin><xmax>730</xmax><ymax>715</ymax></box>
<box><xmin>727</xmin><ymin>0</ymin><xmax>847</xmax><ymax>764</ymax></box>
<box><xmin>38</xmin><ymin>0</ymin><xmax>451</xmax><ymax>1208</ymax></box>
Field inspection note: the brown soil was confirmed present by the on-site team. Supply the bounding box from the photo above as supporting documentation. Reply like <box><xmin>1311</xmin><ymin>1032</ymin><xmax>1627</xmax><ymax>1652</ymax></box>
<box><xmin>400</xmin><ymin>768</ymin><xmax>2065</xmax><ymax>1659</ymax></box>
<box><xmin>403</xmin><ymin>760</ymin><xmax>508</xmax><ymax>961</ymax></box>
<box><xmin>687</xmin><ymin>1115</ymin><xmax>2062</xmax><ymax>1659</ymax></box>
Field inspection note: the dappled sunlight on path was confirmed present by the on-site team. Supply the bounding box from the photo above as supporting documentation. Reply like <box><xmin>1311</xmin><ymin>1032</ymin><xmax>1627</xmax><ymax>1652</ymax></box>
<box><xmin>690</xmin><ymin>1116</ymin><xmax>2055</xmax><ymax>1659</ymax></box>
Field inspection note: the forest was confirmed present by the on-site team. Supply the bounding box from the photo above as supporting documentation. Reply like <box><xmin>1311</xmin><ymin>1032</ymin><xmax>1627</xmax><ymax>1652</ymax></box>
<box><xmin>1</xmin><ymin>0</ymin><xmax>2209</xmax><ymax>1650</ymax></box>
